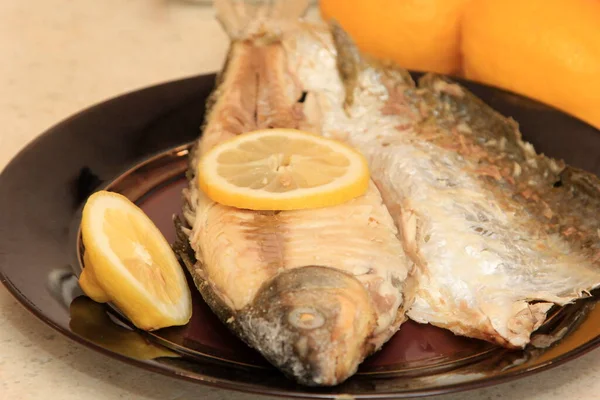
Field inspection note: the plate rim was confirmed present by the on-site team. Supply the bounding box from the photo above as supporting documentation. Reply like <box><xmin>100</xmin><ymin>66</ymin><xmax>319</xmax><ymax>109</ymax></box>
<box><xmin>4</xmin><ymin>271</ymin><xmax>600</xmax><ymax>399</ymax></box>
<box><xmin>2</xmin><ymin>73</ymin><xmax>600</xmax><ymax>399</ymax></box>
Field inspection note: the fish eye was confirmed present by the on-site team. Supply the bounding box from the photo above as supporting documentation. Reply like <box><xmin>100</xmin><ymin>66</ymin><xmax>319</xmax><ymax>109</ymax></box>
<box><xmin>287</xmin><ymin>307</ymin><xmax>325</xmax><ymax>330</ymax></box>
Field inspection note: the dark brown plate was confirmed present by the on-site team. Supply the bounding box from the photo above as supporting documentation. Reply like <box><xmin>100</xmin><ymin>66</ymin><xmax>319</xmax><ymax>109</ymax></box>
<box><xmin>1</xmin><ymin>73</ymin><xmax>600</xmax><ymax>399</ymax></box>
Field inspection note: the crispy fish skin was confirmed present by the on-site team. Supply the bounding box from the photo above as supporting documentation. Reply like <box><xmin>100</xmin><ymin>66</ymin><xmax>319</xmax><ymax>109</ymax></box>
<box><xmin>173</xmin><ymin>1</ymin><xmax>414</xmax><ymax>386</ymax></box>
<box><xmin>305</xmin><ymin>25</ymin><xmax>600</xmax><ymax>348</ymax></box>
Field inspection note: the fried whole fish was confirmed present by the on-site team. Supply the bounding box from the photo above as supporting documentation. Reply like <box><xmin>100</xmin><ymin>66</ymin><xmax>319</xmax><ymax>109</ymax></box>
<box><xmin>288</xmin><ymin>23</ymin><xmax>600</xmax><ymax>348</ymax></box>
<box><xmin>173</xmin><ymin>0</ymin><xmax>414</xmax><ymax>386</ymax></box>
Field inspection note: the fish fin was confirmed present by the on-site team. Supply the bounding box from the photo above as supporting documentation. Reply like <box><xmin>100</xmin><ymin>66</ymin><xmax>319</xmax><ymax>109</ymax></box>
<box><xmin>558</xmin><ymin>166</ymin><xmax>600</xmax><ymax>235</ymax></box>
<box><xmin>329</xmin><ymin>20</ymin><xmax>362</xmax><ymax>110</ymax></box>
<box><xmin>172</xmin><ymin>216</ymin><xmax>239</xmax><ymax>331</ymax></box>
<box><xmin>172</xmin><ymin>215</ymin><xmax>196</xmax><ymax>271</ymax></box>
<box><xmin>417</xmin><ymin>73</ymin><xmax>560</xmax><ymax>174</ymax></box>
<box><xmin>560</xmin><ymin>165</ymin><xmax>600</xmax><ymax>200</ymax></box>
<box><xmin>214</xmin><ymin>0</ymin><xmax>310</xmax><ymax>40</ymax></box>
<box><xmin>418</xmin><ymin>73</ymin><xmax>518</xmax><ymax>134</ymax></box>
<box><xmin>330</xmin><ymin>21</ymin><xmax>415</xmax><ymax>110</ymax></box>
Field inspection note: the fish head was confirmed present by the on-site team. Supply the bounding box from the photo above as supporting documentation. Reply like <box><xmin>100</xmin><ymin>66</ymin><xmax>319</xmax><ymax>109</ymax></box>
<box><xmin>240</xmin><ymin>265</ymin><xmax>377</xmax><ymax>386</ymax></box>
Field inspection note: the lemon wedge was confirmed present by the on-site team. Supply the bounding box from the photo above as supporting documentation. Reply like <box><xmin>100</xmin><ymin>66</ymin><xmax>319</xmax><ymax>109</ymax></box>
<box><xmin>79</xmin><ymin>191</ymin><xmax>192</xmax><ymax>331</ymax></box>
<box><xmin>198</xmin><ymin>129</ymin><xmax>370</xmax><ymax>210</ymax></box>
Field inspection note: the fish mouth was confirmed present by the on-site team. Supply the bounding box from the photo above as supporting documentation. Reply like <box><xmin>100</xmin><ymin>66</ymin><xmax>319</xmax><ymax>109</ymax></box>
<box><xmin>238</xmin><ymin>265</ymin><xmax>377</xmax><ymax>386</ymax></box>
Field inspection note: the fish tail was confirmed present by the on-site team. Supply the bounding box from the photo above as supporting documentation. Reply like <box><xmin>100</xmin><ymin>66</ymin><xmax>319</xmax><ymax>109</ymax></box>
<box><xmin>214</xmin><ymin>0</ymin><xmax>310</xmax><ymax>40</ymax></box>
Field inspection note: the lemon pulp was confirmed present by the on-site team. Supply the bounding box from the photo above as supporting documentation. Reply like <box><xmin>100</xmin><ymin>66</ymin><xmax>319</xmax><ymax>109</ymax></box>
<box><xmin>198</xmin><ymin>129</ymin><xmax>370</xmax><ymax>210</ymax></box>
<box><xmin>79</xmin><ymin>191</ymin><xmax>192</xmax><ymax>331</ymax></box>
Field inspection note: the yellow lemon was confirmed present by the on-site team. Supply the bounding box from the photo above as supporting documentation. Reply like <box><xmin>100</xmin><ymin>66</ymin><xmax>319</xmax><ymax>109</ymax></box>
<box><xmin>198</xmin><ymin>129</ymin><xmax>370</xmax><ymax>211</ymax></box>
<box><xmin>462</xmin><ymin>0</ymin><xmax>600</xmax><ymax>129</ymax></box>
<box><xmin>320</xmin><ymin>0</ymin><xmax>471</xmax><ymax>75</ymax></box>
<box><xmin>79</xmin><ymin>191</ymin><xmax>192</xmax><ymax>331</ymax></box>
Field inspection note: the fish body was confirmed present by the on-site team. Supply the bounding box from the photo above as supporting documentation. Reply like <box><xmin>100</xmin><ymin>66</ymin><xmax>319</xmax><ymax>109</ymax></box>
<box><xmin>174</xmin><ymin>0</ymin><xmax>414</xmax><ymax>386</ymax></box>
<box><xmin>288</xmin><ymin>23</ymin><xmax>600</xmax><ymax>348</ymax></box>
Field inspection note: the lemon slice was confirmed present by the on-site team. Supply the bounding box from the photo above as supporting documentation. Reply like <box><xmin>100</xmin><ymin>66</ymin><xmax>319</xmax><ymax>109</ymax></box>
<box><xmin>79</xmin><ymin>191</ymin><xmax>192</xmax><ymax>331</ymax></box>
<box><xmin>198</xmin><ymin>129</ymin><xmax>370</xmax><ymax>210</ymax></box>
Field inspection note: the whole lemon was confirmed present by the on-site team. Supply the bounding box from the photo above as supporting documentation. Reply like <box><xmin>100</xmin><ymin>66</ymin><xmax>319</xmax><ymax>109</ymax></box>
<box><xmin>462</xmin><ymin>0</ymin><xmax>600</xmax><ymax>129</ymax></box>
<box><xmin>320</xmin><ymin>0</ymin><xmax>471</xmax><ymax>75</ymax></box>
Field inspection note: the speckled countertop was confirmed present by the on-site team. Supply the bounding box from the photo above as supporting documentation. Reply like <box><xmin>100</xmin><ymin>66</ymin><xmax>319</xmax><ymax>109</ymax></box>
<box><xmin>1</xmin><ymin>1</ymin><xmax>599</xmax><ymax>399</ymax></box>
